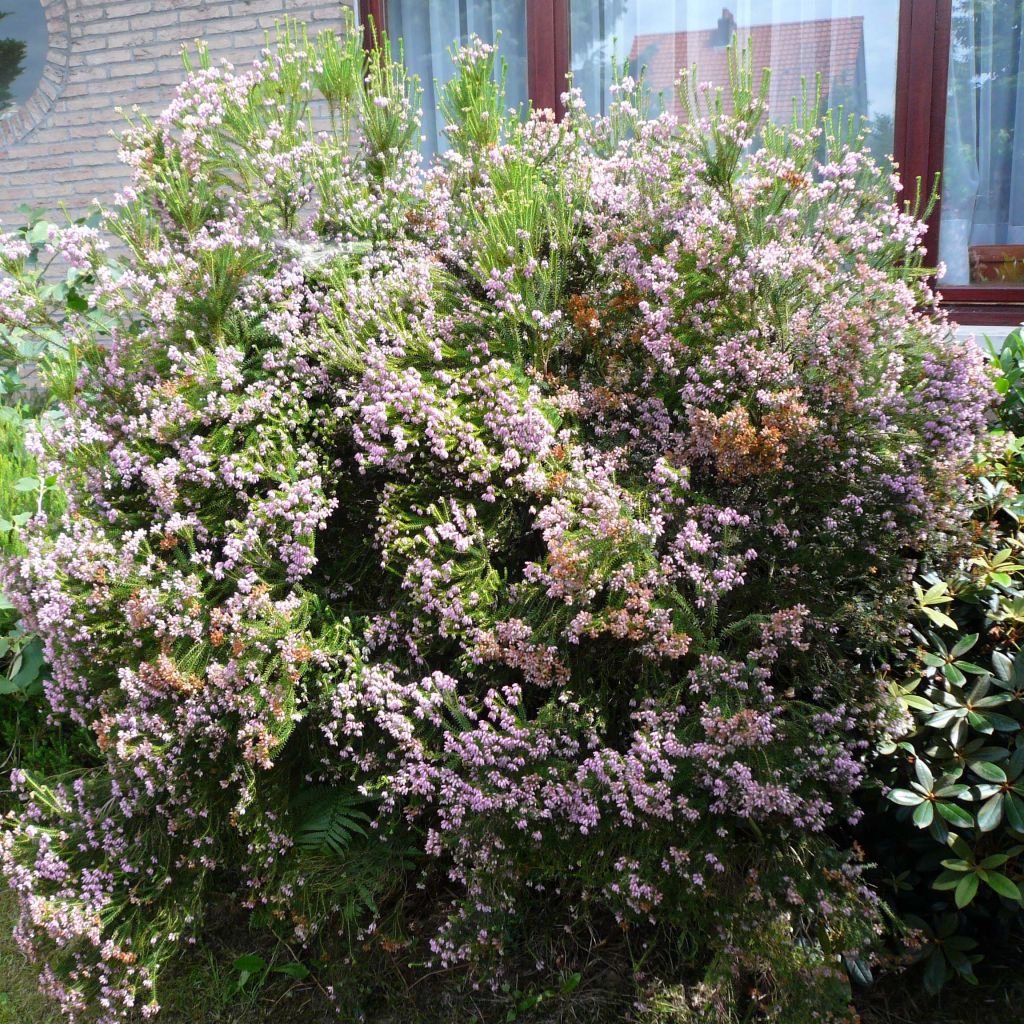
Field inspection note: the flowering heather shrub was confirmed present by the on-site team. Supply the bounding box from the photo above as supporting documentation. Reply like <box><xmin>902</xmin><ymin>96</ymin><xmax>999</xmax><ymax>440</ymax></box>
<box><xmin>0</xmin><ymin>19</ymin><xmax>994</xmax><ymax>1023</ymax></box>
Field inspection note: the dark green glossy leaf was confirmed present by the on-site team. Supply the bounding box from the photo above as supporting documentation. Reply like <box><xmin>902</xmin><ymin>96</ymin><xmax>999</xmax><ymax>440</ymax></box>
<box><xmin>978</xmin><ymin>853</ymin><xmax>1010</xmax><ymax>869</ymax></box>
<box><xmin>943</xmin><ymin>663</ymin><xmax>966</xmax><ymax>686</ymax></box>
<box><xmin>950</xmin><ymin>634</ymin><xmax>979</xmax><ymax>658</ymax></box>
<box><xmin>956</xmin><ymin>662</ymin><xmax>990</xmax><ymax>676</ymax></box>
<box><xmin>983</xmin><ymin>871</ymin><xmax>1022</xmax><ymax>901</ymax></box>
<box><xmin>954</xmin><ymin>872</ymin><xmax>979</xmax><ymax>908</ymax></box>
<box><xmin>888</xmin><ymin>788</ymin><xmax>924</xmax><ymax>807</ymax></box>
<box><xmin>922</xmin><ymin>948</ymin><xmax>947</xmax><ymax>994</ymax></box>
<box><xmin>913</xmin><ymin>759</ymin><xmax>934</xmax><ymax>791</ymax></box>
<box><xmin>973</xmin><ymin>694</ymin><xmax>1011</xmax><ymax>708</ymax></box>
<box><xmin>936</xmin><ymin>801</ymin><xmax>974</xmax><ymax>828</ymax></box>
<box><xmin>977</xmin><ymin>793</ymin><xmax>1004</xmax><ymax>832</ymax></box>
<box><xmin>984</xmin><ymin>711</ymin><xmax>1020</xmax><ymax>732</ymax></box>
<box><xmin>1005</xmin><ymin>792</ymin><xmax>1024</xmax><ymax>833</ymax></box>
<box><xmin>913</xmin><ymin>800</ymin><xmax>935</xmax><ymax>828</ymax></box>
<box><xmin>903</xmin><ymin>693</ymin><xmax>935</xmax><ymax>712</ymax></box>
<box><xmin>972</xmin><ymin>761</ymin><xmax>1007</xmax><ymax>783</ymax></box>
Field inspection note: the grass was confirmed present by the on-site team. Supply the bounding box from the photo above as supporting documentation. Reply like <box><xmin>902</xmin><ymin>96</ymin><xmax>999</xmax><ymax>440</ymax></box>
<box><xmin>2</xmin><ymin>884</ymin><xmax>1022</xmax><ymax>1024</ymax></box>
<box><xmin>0</xmin><ymin>890</ymin><xmax>637</xmax><ymax>1024</ymax></box>
<box><xmin>0</xmin><ymin>894</ymin><xmax>57</xmax><ymax>1024</ymax></box>
<box><xmin>0</xmin><ymin>892</ymin><xmax>336</xmax><ymax>1024</ymax></box>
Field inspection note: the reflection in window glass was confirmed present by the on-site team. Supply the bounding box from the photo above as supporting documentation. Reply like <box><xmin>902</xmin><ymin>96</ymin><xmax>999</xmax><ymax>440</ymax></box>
<box><xmin>939</xmin><ymin>0</ymin><xmax>1024</xmax><ymax>286</ymax></box>
<box><xmin>0</xmin><ymin>3</ymin><xmax>48</xmax><ymax>119</ymax></box>
<box><xmin>570</xmin><ymin>2</ymin><xmax>900</xmax><ymax>162</ymax></box>
<box><xmin>386</xmin><ymin>0</ymin><xmax>529</xmax><ymax>158</ymax></box>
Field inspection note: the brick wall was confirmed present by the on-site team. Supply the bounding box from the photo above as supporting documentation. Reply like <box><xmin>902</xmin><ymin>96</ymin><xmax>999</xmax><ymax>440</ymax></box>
<box><xmin>0</xmin><ymin>0</ymin><xmax>354</xmax><ymax>226</ymax></box>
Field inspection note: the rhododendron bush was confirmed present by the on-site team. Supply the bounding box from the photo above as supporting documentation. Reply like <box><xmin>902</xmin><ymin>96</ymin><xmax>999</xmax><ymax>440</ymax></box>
<box><xmin>0</xmin><ymin>18</ymin><xmax>994</xmax><ymax>1023</ymax></box>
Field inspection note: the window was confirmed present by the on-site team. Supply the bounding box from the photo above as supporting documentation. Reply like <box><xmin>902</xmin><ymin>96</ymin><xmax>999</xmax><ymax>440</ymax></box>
<box><xmin>361</xmin><ymin>0</ymin><xmax>1024</xmax><ymax>323</ymax></box>
<box><xmin>938</xmin><ymin>0</ymin><xmax>1024</xmax><ymax>291</ymax></box>
<box><xmin>0</xmin><ymin>2</ymin><xmax>47</xmax><ymax>121</ymax></box>
<box><xmin>383</xmin><ymin>1</ymin><xmax>529</xmax><ymax>155</ymax></box>
<box><xmin>569</xmin><ymin>0</ymin><xmax>900</xmax><ymax>165</ymax></box>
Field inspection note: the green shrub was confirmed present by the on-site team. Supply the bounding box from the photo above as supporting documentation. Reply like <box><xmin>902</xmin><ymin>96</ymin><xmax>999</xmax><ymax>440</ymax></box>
<box><xmin>0</xmin><ymin>406</ymin><xmax>46</xmax><ymax>702</ymax></box>
<box><xmin>0</xmin><ymin>206</ymin><xmax>101</xmax><ymax>798</ymax></box>
<box><xmin>991</xmin><ymin>327</ymin><xmax>1024</xmax><ymax>436</ymax></box>
<box><xmin>872</xmin><ymin>427</ymin><xmax>1024</xmax><ymax>992</ymax></box>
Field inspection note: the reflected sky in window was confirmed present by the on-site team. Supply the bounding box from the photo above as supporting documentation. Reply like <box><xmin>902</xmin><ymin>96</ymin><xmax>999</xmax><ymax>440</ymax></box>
<box><xmin>0</xmin><ymin>3</ymin><xmax>48</xmax><ymax>115</ymax></box>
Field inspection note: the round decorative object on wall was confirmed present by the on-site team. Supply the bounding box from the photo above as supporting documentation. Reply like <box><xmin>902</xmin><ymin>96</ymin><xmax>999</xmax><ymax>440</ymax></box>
<box><xmin>0</xmin><ymin>0</ymin><xmax>68</xmax><ymax>151</ymax></box>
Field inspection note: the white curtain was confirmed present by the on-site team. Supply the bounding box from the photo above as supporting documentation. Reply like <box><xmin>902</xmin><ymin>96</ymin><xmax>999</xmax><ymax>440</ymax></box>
<box><xmin>939</xmin><ymin>0</ymin><xmax>1024</xmax><ymax>284</ymax></box>
<box><xmin>386</xmin><ymin>0</ymin><xmax>529</xmax><ymax>157</ymax></box>
<box><xmin>569</xmin><ymin>0</ymin><xmax>899</xmax><ymax>136</ymax></box>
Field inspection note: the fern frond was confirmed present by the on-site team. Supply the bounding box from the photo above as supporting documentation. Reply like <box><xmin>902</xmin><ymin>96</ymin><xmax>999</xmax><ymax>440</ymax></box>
<box><xmin>293</xmin><ymin>788</ymin><xmax>372</xmax><ymax>857</ymax></box>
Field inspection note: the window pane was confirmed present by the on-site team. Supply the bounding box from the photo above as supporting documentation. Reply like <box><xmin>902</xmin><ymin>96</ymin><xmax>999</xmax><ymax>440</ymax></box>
<box><xmin>386</xmin><ymin>0</ymin><xmax>529</xmax><ymax>158</ymax></box>
<box><xmin>938</xmin><ymin>0</ymin><xmax>1024</xmax><ymax>287</ymax></box>
<box><xmin>0</xmin><ymin>3</ymin><xmax>48</xmax><ymax>121</ymax></box>
<box><xmin>570</xmin><ymin>2</ymin><xmax>900</xmax><ymax>160</ymax></box>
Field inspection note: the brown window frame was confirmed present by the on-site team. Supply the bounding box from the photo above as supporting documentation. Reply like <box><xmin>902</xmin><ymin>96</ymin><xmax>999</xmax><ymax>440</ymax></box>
<box><xmin>362</xmin><ymin>0</ymin><xmax>1024</xmax><ymax>325</ymax></box>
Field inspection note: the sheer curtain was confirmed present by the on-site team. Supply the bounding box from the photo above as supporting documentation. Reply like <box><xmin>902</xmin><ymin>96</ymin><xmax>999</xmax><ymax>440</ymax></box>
<box><xmin>386</xmin><ymin>0</ymin><xmax>529</xmax><ymax>157</ymax></box>
<box><xmin>939</xmin><ymin>0</ymin><xmax>1024</xmax><ymax>284</ymax></box>
<box><xmin>569</xmin><ymin>0</ymin><xmax>899</xmax><ymax>145</ymax></box>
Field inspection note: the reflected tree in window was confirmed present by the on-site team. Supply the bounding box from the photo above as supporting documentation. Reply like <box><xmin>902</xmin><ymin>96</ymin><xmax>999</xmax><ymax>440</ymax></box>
<box><xmin>569</xmin><ymin>0</ymin><xmax>631</xmax><ymax>113</ymax></box>
<box><xmin>0</xmin><ymin>12</ymin><xmax>28</xmax><ymax>116</ymax></box>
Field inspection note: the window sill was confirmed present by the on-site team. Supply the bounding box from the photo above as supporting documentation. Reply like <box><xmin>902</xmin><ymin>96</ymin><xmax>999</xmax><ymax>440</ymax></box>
<box><xmin>952</xmin><ymin>323</ymin><xmax>1016</xmax><ymax>351</ymax></box>
<box><xmin>943</xmin><ymin>302</ymin><xmax>1024</xmax><ymax>328</ymax></box>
